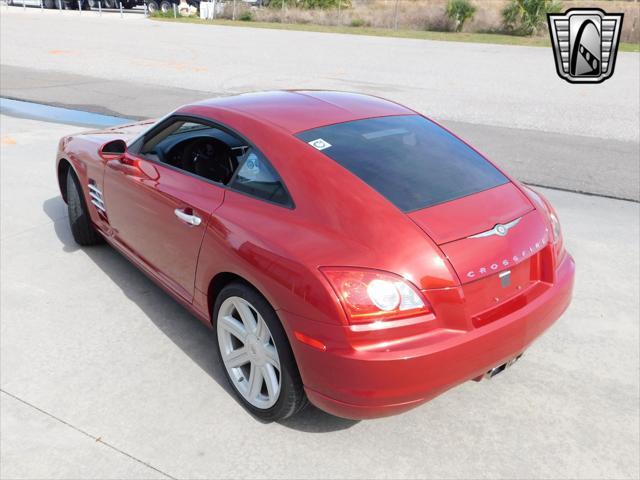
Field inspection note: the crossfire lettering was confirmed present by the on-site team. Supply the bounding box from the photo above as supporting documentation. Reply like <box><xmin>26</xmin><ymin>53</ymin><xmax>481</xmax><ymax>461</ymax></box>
<box><xmin>466</xmin><ymin>234</ymin><xmax>549</xmax><ymax>279</ymax></box>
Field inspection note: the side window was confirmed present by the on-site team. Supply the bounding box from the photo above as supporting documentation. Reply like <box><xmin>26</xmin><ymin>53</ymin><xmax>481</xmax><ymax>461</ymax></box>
<box><xmin>229</xmin><ymin>150</ymin><xmax>292</xmax><ymax>207</ymax></box>
<box><xmin>137</xmin><ymin>118</ymin><xmax>246</xmax><ymax>185</ymax></box>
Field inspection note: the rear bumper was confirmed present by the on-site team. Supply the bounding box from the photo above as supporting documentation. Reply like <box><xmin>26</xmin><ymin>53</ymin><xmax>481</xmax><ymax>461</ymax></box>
<box><xmin>283</xmin><ymin>254</ymin><xmax>575</xmax><ymax>419</ymax></box>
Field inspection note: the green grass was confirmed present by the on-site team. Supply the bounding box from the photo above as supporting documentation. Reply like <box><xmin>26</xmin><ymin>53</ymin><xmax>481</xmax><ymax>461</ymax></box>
<box><xmin>151</xmin><ymin>16</ymin><xmax>640</xmax><ymax>52</ymax></box>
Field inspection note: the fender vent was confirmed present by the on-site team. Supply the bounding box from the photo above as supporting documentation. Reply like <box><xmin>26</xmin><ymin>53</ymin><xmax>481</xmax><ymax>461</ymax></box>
<box><xmin>88</xmin><ymin>182</ymin><xmax>106</xmax><ymax>216</ymax></box>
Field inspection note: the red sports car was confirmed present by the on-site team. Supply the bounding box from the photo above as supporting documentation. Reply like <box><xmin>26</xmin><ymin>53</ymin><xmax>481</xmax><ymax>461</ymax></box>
<box><xmin>56</xmin><ymin>91</ymin><xmax>575</xmax><ymax>421</ymax></box>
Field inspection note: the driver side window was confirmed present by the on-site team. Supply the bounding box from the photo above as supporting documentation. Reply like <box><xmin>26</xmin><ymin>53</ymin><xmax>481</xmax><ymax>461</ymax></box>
<box><xmin>136</xmin><ymin>116</ymin><xmax>292</xmax><ymax>207</ymax></box>
<box><xmin>139</xmin><ymin>118</ymin><xmax>247</xmax><ymax>185</ymax></box>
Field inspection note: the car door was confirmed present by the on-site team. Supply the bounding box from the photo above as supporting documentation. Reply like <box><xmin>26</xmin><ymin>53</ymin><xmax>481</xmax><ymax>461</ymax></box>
<box><xmin>101</xmin><ymin>119</ymin><xmax>226</xmax><ymax>302</ymax></box>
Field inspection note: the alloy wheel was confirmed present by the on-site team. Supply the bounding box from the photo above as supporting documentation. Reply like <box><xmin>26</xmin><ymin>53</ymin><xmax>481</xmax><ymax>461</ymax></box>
<box><xmin>217</xmin><ymin>296</ymin><xmax>282</xmax><ymax>409</ymax></box>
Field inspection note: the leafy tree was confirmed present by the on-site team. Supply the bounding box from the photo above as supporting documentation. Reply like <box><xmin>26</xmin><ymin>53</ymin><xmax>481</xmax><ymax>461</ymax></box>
<box><xmin>446</xmin><ymin>0</ymin><xmax>476</xmax><ymax>33</ymax></box>
<box><xmin>239</xmin><ymin>10</ymin><xmax>253</xmax><ymax>21</ymax></box>
<box><xmin>502</xmin><ymin>0</ymin><xmax>563</xmax><ymax>36</ymax></box>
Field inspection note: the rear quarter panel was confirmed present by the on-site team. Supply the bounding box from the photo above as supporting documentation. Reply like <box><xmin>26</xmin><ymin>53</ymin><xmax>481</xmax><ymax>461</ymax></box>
<box><xmin>186</xmin><ymin>106</ymin><xmax>460</xmax><ymax>327</ymax></box>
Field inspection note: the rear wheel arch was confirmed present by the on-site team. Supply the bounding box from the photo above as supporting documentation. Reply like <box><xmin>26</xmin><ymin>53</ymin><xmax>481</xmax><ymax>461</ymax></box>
<box><xmin>208</xmin><ymin>272</ymin><xmax>261</xmax><ymax>323</ymax></box>
<box><xmin>206</xmin><ymin>271</ymin><xmax>306</xmax><ymax>368</ymax></box>
<box><xmin>207</xmin><ymin>273</ymin><xmax>289</xmax><ymax>336</ymax></box>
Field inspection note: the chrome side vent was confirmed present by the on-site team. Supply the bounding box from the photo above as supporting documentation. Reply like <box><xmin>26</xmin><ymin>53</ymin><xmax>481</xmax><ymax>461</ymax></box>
<box><xmin>88</xmin><ymin>182</ymin><xmax>106</xmax><ymax>215</ymax></box>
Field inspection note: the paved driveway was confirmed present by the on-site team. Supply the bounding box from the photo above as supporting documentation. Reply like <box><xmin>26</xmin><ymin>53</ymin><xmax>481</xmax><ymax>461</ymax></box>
<box><xmin>1</xmin><ymin>114</ymin><xmax>638</xmax><ymax>479</ymax></box>
<box><xmin>2</xmin><ymin>8</ymin><xmax>639</xmax><ymax>201</ymax></box>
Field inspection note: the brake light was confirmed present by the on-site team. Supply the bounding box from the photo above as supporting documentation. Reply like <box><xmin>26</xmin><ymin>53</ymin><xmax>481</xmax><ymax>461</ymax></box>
<box><xmin>549</xmin><ymin>212</ymin><xmax>562</xmax><ymax>244</ymax></box>
<box><xmin>522</xmin><ymin>185</ymin><xmax>564</xmax><ymax>258</ymax></box>
<box><xmin>320</xmin><ymin>268</ymin><xmax>432</xmax><ymax>324</ymax></box>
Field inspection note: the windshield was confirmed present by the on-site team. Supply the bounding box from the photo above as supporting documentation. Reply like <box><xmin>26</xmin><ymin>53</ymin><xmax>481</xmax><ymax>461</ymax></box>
<box><xmin>296</xmin><ymin>115</ymin><xmax>508</xmax><ymax>212</ymax></box>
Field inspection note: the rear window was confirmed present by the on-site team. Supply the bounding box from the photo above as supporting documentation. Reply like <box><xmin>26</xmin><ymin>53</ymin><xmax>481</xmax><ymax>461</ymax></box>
<box><xmin>296</xmin><ymin>115</ymin><xmax>508</xmax><ymax>212</ymax></box>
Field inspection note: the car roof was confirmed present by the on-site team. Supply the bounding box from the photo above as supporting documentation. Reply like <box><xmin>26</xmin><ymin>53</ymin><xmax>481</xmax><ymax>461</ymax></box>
<box><xmin>188</xmin><ymin>90</ymin><xmax>415</xmax><ymax>134</ymax></box>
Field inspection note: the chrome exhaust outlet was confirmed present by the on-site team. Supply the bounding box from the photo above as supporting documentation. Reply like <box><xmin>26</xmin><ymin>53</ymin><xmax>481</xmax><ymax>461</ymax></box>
<box><xmin>484</xmin><ymin>353</ymin><xmax>523</xmax><ymax>379</ymax></box>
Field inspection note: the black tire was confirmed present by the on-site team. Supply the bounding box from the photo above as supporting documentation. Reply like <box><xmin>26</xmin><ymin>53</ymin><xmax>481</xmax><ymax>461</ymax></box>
<box><xmin>146</xmin><ymin>0</ymin><xmax>158</xmax><ymax>13</ymax></box>
<box><xmin>159</xmin><ymin>0</ymin><xmax>171</xmax><ymax>13</ymax></box>
<box><xmin>213</xmin><ymin>282</ymin><xmax>308</xmax><ymax>422</ymax></box>
<box><xmin>43</xmin><ymin>0</ymin><xmax>56</xmax><ymax>7</ymax></box>
<box><xmin>66</xmin><ymin>170</ymin><xmax>103</xmax><ymax>246</ymax></box>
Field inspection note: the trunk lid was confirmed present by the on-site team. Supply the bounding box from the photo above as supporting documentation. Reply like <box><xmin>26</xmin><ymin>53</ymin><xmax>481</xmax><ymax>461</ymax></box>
<box><xmin>438</xmin><ymin>210</ymin><xmax>553</xmax><ymax>326</ymax></box>
<box><xmin>408</xmin><ymin>183</ymin><xmax>546</xmax><ymax>286</ymax></box>
<box><xmin>407</xmin><ymin>183</ymin><xmax>534</xmax><ymax>246</ymax></box>
<box><xmin>409</xmin><ymin>183</ymin><xmax>554</xmax><ymax>324</ymax></box>
<box><xmin>437</xmin><ymin>209</ymin><xmax>550</xmax><ymax>285</ymax></box>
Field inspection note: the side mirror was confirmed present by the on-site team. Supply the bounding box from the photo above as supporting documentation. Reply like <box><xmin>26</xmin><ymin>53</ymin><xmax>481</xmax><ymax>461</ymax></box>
<box><xmin>99</xmin><ymin>139</ymin><xmax>127</xmax><ymax>161</ymax></box>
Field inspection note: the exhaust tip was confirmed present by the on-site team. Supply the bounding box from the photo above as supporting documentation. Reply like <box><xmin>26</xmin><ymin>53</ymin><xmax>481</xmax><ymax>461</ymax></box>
<box><xmin>484</xmin><ymin>353</ymin><xmax>523</xmax><ymax>380</ymax></box>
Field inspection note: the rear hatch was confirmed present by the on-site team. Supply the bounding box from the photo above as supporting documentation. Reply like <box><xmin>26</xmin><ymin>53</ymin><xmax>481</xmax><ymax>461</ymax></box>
<box><xmin>409</xmin><ymin>183</ymin><xmax>553</xmax><ymax>324</ymax></box>
<box><xmin>407</xmin><ymin>182</ymin><xmax>533</xmax><ymax>246</ymax></box>
<box><xmin>293</xmin><ymin>114</ymin><xmax>554</xmax><ymax>323</ymax></box>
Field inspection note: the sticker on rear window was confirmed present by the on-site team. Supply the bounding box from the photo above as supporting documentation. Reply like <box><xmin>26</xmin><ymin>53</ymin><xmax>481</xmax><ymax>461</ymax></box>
<box><xmin>308</xmin><ymin>138</ymin><xmax>332</xmax><ymax>151</ymax></box>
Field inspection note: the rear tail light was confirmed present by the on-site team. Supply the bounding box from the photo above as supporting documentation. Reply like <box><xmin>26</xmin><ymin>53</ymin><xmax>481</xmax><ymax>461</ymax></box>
<box><xmin>320</xmin><ymin>268</ymin><xmax>432</xmax><ymax>324</ymax></box>
<box><xmin>549</xmin><ymin>212</ymin><xmax>562</xmax><ymax>244</ymax></box>
<box><xmin>522</xmin><ymin>185</ymin><xmax>564</xmax><ymax>259</ymax></box>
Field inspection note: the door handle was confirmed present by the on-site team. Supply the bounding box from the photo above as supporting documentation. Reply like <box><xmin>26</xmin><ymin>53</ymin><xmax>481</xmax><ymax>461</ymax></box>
<box><xmin>174</xmin><ymin>208</ymin><xmax>202</xmax><ymax>226</ymax></box>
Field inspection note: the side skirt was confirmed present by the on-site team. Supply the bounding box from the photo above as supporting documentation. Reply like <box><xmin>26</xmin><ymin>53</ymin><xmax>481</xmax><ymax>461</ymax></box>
<box><xmin>97</xmin><ymin>230</ymin><xmax>213</xmax><ymax>329</ymax></box>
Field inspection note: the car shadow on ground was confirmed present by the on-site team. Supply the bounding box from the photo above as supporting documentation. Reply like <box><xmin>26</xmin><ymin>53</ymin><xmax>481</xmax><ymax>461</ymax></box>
<box><xmin>43</xmin><ymin>196</ymin><xmax>359</xmax><ymax>433</ymax></box>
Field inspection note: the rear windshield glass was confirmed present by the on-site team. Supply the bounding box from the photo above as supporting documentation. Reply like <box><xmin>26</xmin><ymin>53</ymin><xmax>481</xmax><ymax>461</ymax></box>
<box><xmin>296</xmin><ymin>115</ymin><xmax>508</xmax><ymax>212</ymax></box>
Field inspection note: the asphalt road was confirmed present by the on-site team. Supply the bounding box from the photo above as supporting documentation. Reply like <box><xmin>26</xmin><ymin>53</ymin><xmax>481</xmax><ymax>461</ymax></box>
<box><xmin>1</xmin><ymin>113</ymin><xmax>639</xmax><ymax>479</ymax></box>
<box><xmin>1</xmin><ymin>8</ymin><xmax>639</xmax><ymax>201</ymax></box>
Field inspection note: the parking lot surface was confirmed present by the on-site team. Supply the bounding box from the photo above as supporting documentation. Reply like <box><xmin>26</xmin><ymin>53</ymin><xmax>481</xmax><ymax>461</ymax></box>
<box><xmin>1</xmin><ymin>113</ymin><xmax>638</xmax><ymax>479</ymax></box>
<box><xmin>2</xmin><ymin>8</ymin><xmax>638</xmax><ymax>201</ymax></box>
<box><xmin>3</xmin><ymin>8</ymin><xmax>639</xmax><ymax>142</ymax></box>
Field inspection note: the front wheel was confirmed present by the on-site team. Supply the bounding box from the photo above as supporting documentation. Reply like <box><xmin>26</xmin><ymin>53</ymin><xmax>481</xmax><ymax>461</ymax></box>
<box><xmin>66</xmin><ymin>171</ymin><xmax>103</xmax><ymax>246</ymax></box>
<box><xmin>214</xmin><ymin>283</ymin><xmax>307</xmax><ymax>421</ymax></box>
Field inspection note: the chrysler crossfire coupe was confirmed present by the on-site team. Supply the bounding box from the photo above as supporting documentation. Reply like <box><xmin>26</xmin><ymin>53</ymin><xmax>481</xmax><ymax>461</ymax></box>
<box><xmin>56</xmin><ymin>91</ymin><xmax>575</xmax><ymax>421</ymax></box>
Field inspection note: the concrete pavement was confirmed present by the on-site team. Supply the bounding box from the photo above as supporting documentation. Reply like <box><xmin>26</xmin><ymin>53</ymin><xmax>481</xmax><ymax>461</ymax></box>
<box><xmin>1</xmin><ymin>113</ymin><xmax>638</xmax><ymax>479</ymax></box>
<box><xmin>2</xmin><ymin>6</ymin><xmax>639</xmax><ymax>478</ymax></box>
<box><xmin>2</xmin><ymin>7</ymin><xmax>638</xmax><ymax>201</ymax></box>
<box><xmin>2</xmin><ymin>9</ymin><xmax>638</xmax><ymax>142</ymax></box>
<box><xmin>1</xmin><ymin>391</ymin><xmax>166</xmax><ymax>479</ymax></box>
<box><xmin>3</xmin><ymin>65</ymin><xmax>638</xmax><ymax>202</ymax></box>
